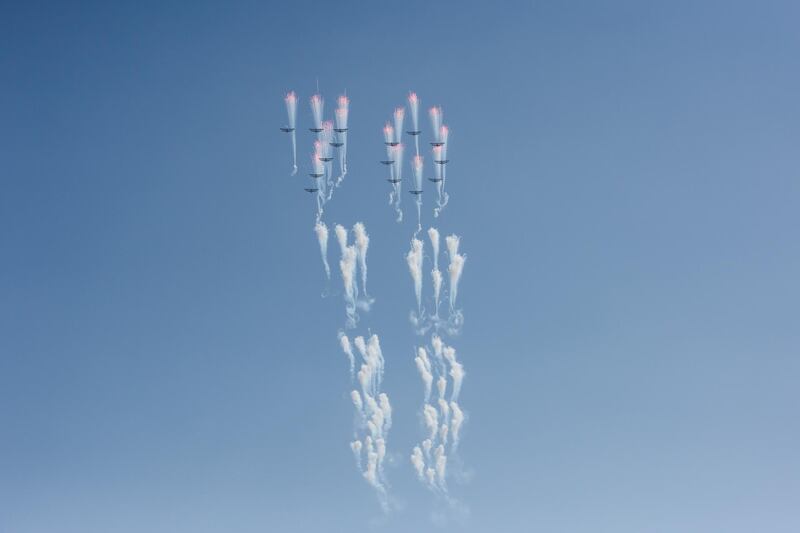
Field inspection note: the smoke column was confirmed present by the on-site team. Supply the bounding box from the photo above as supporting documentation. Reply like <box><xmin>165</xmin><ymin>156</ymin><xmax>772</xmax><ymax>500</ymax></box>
<box><xmin>412</xmin><ymin>155</ymin><xmax>424</xmax><ymax>235</ymax></box>
<box><xmin>428</xmin><ymin>228</ymin><xmax>441</xmax><ymax>317</ymax></box>
<box><xmin>408</xmin><ymin>92</ymin><xmax>420</xmax><ymax>156</ymax></box>
<box><xmin>433</xmin><ymin>127</ymin><xmax>450</xmax><ymax>218</ymax></box>
<box><xmin>429</xmin><ymin>106</ymin><xmax>443</xmax><ymax>144</ymax></box>
<box><xmin>406</xmin><ymin>238</ymin><xmax>424</xmax><ymax>318</ymax></box>
<box><xmin>285</xmin><ymin>91</ymin><xmax>298</xmax><ymax>175</ymax></box>
<box><xmin>314</xmin><ymin>221</ymin><xmax>330</xmax><ymax>279</ymax></box>
<box><xmin>393</xmin><ymin>107</ymin><xmax>405</xmax><ymax>145</ymax></box>
<box><xmin>310</xmin><ymin>94</ymin><xmax>324</xmax><ymax>134</ymax></box>
<box><xmin>446</xmin><ymin>235</ymin><xmax>465</xmax><ymax>314</ymax></box>
<box><xmin>335</xmin><ymin>95</ymin><xmax>349</xmax><ymax>185</ymax></box>
<box><xmin>391</xmin><ymin>144</ymin><xmax>404</xmax><ymax>222</ymax></box>
<box><xmin>353</xmin><ymin>222</ymin><xmax>370</xmax><ymax>298</ymax></box>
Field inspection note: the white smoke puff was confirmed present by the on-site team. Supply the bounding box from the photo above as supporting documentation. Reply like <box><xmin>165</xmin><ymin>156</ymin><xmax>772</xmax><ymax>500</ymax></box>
<box><xmin>391</xmin><ymin>144</ymin><xmax>405</xmax><ymax>222</ymax></box>
<box><xmin>350</xmin><ymin>439</ymin><xmax>362</xmax><ymax>467</ymax></box>
<box><xmin>438</xmin><ymin>398</ymin><xmax>450</xmax><ymax>424</ymax></box>
<box><xmin>425</xmin><ymin>467</ymin><xmax>436</xmax><ymax>488</ymax></box>
<box><xmin>439</xmin><ymin>125</ymin><xmax>450</xmax><ymax>178</ymax></box>
<box><xmin>431</xmin><ymin>269</ymin><xmax>443</xmax><ymax>317</ymax></box>
<box><xmin>378</xmin><ymin>393</ymin><xmax>392</xmax><ymax>432</ymax></box>
<box><xmin>340</xmin><ymin>334</ymin><xmax>355</xmax><ymax>378</ymax></box>
<box><xmin>423</xmin><ymin>404</ymin><xmax>439</xmax><ymax>441</ymax></box>
<box><xmin>367</xmin><ymin>419</ymin><xmax>379</xmax><ymax>439</ymax></box>
<box><xmin>448</xmin><ymin>252</ymin><xmax>465</xmax><ymax>313</ymax></box>
<box><xmin>435</xmin><ymin>450</ymin><xmax>447</xmax><ymax>488</ymax></box>
<box><xmin>439</xmin><ymin>423</ymin><xmax>449</xmax><ymax>446</ymax></box>
<box><xmin>375</xmin><ymin>437</ymin><xmax>386</xmax><ymax>472</ymax></box>
<box><xmin>352</xmin><ymin>222</ymin><xmax>370</xmax><ymax>297</ymax></box>
<box><xmin>415</xmin><ymin>348</ymin><xmax>434</xmax><ymax>401</ymax></box>
<box><xmin>446</xmin><ymin>234</ymin><xmax>460</xmax><ymax>259</ymax></box>
<box><xmin>431</xmin><ymin>334</ymin><xmax>445</xmax><ymax>373</ymax></box>
<box><xmin>354</xmin><ymin>336</ymin><xmax>368</xmax><ymax>362</ymax></box>
<box><xmin>411</xmin><ymin>446</ymin><xmax>425</xmax><ymax>480</ymax></box>
<box><xmin>428</xmin><ymin>227</ymin><xmax>440</xmax><ymax>270</ymax></box>
<box><xmin>340</xmin><ymin>245</ymin><xmax>358</xmax><ymax>327</ymax></box>
<box><xmin>437</xmin><ymin>376</ymin><xmax>447</xmax><ymax>400</ymax></box>
<box><xmin>367</xmin><ymin>334</ymin><xmax>385</xmax><ymax>388</ymax></box>
<box><xmin>393</xmin><ymin>107</ymin><xmax>405</xmax><ymax>145</ymax></box>
<box><xmin>370</xmin><ymin>409</ymin><xmax>385</xmax><ymax>437</ymax></box>
<box><xmin>334</xmin><ymin>224</ymin><xmax>348</xmax><ymax>255</ymax></box>
<box><xmin>450</xmin><ymin>401</ymin><xmax>464</xmax><ymax>449</ymax></box>
<box><xmin>357</xmin><ymin>365</ymin><xmax>371</xmax><ymax>397</ymax></box>
<box><xmin>350</xmin><ymin>390</ymin><xmax>363</xmax><ymax>413</ymax></box>
<box><xmin>422</xmin><ymin>438</ymin><xmax>433</xmax><ymax>458</ymax></box>
<box><xmin>406</xmin><ymin>238</ymin><xmax>424</xmax><ymax>314</ymax></box>
<box><xmin>314</xmin><ymin>222</ymin><xmax>330</xmax><ymax>279</ymax></box>
<box><xmin>449</xmin><ymin>360</ymin><xmax>465</xmax><ymax>402</ymax></box>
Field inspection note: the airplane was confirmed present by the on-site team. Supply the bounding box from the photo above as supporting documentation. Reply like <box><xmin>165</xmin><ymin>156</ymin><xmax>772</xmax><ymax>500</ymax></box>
<box><xmin>427</xmin><ymin>177</ymin><xmax>443</xmax><ymax>182</ymax></box>
<box><xmin>334</xmin><ymin>128</ymin><xmax>348</xmax><ymax>133</ymax></box>
<box><xmin>330</xmin><ymin>142</ymin><xmax>344</xmax><ymax>147</ymax></box>
<box><xmin>409</xmin><ymin>190</ymin><xmax>423</xmax><ymax>195</ymax></box>
<box><xmin>386</xmin><ymin>178</ymin><xmax>402</xmax><ymax>183</ymax></box>
<box><xmin>309</xmin><ymin>127</ymin><xmax>323</xmax><ymax>133</ymax></box>
<box><xmin>309</xmin><ymin>173</ymin><xmax>324</xmax><ymax>178</ymax></box>
<box><xmin>385</xmin><ymin>141</ymin><xmax>400</xmax><ymax>146</ymax></box>
<box><xmin>304</xmin><ymin>188</ymin><xmax>319</xmax><ymax>193</ymax></box>
<box><xmin>318</xmin><ymin>157</ymin><xmax>333</xmax><ymax>162</ymax></box>
<box><xmin>434</xmin><ymin>159</ymin><xmax>449</xmax><ymax>165</ymax></box>
<box><xmin>406</xmin><ymin>130</ymin><xmax>421</xmax><ymax>136</ymax></box>
<box><xmin>430</xmin><ymin>141</ymin><xmax>445</xmax><ymax>147</ymax></box>
<box><xmin>280</xmin><ymin>127</ymin><xmax>295</xmax><ymax>133</ymax></box>
<box><xmin>380</xmin><ymin>160</ymin><xmax>395</xmax><ymax>165</ymax></box>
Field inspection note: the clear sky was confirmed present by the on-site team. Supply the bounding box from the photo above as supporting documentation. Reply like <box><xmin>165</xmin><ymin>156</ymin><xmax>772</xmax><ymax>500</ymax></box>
<box><xmin>2</xmin><ymin>1</ymin><xmax>799</xmax><ymax>531</ymax></box>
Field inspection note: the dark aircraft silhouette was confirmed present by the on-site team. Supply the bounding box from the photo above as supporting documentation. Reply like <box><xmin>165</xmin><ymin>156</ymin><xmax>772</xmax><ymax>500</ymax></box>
<box><xmin>430</xmin><ymin>142</ymin><xmax>445</xmax><ymax>147</ymax></box>
<box><xmin>434</xmin><ymin>159</ymin><xmax>449</xmax><ymax>165</ymax></box>
<box><xmin>334</xmin><ymin>128</ymin><xmax>348</xmax><ymax>133</ymax></box>
<box><xmin>309</xmin><ymin>172</ymin><xmax>324</xmax><ymax>178</ymax></box>
<box><xmin>380</xmin><ymin>160</ymin><xmax>395</xmax><ymax>165</ymax></box>
<box><xmin>406</xmin><ymin>130</ymin><xmax>421</xmax><ymax>135</ymax></box>
<box><xmin>409</xmin><ymin>190</ymin><xmax>423</xmax><ymax>195</ymax></box>
<box><xmin>309</xmin><ymin>127</ymin><xmax>323</xmax><ymax>133</ymax></box>
<box><xmin>280</xmin><ymin>127</ymin><xmax>295</xmax><ymax>133</ymax></box>
<box><xmin>428</xmin><ymin>177</ymin><xmax>443</xmax><ymax>182</ymax></box>
<box><xmin>386</xmin><ymin>178</ymin><xmax>402</xmax><ymax>183</ymax></box>
<box><xmin>330</xmin><ymin>142</ymin><xmax>344</xmax><ymax>147</ymax></box>
<box><xmin>385</xmin><ymin>141</ymin><xmax>400</xmax><ymax>146</ymax></box>
<box><xmin>304</xmin><ymin>188</ymin><xmax>319</xmax><ymax>193</ymax></box>
<box><xmin>318</xmin><ymin>157</ymin><xmax>333</xmax><ymax>162</ymax></box>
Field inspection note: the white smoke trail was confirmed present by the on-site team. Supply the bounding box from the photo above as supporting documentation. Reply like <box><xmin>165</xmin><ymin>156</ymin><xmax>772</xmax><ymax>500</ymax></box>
<box><xmin>411</xmin><ymin>446</ymin><xmax>426</xmax><ymax>480</ymax></box>
<box><xmin>321</xmin><ymin>121</ymin><xmax>336</xmax><ymax>201</ymax></box>
<box><xmin>339</xmin><ymin>244</ymin><xmax>357</xmax><ymax>328</ymax></box>
<box><xmin>334</xmin><ymin>95</ymin><xmax>349</xmax><ymax>185</ymax></box>
<box><xmin>423</xmin><ymin>404</ymin><xmax>439</xmax><ymax>441</ymax></box>
<box><xmin>414</xmin><ymin>347</ymin><xmax>433</xmax><ymax>401</ymax></box>
<box><xmin>391</xmin><ymin>144</ymin><xmax>404</xmax><ymax>222</ymax></box>
<box><xmin>393</xmin><ymin>107</ymin><xmax>405</xmax><ymax>145</ymax></box>
<box><xmin>429</xmin><ymin>106</ymin><xmax>443</xmax><ymax>144</ymax></box>
<box><xmin>284</xmin><ymin>91</ymin><xmax>298</xmax><ymax>175</ymax></box>
<box><xmin>314</xmin><ymin>221</ymin><xmax>330</xmax><ymax>279</ymax></box>
<box><xmin>351</xmin><ymin>439</ymin><xmax>363</xmax><ymax>469</ymax></box>
<box><xmin>450</xmin><ymin>402</ymin><xmax>464</xmax><ymax>450</ymax></box>
<box><xmin>340</xmin><ymin>333</ymin><xmax>355</xmax><ymax>379</ymax></box>
<box><xmin>428</xmin><ymin>228</ymin><xmax>440</xmax><ymax>271</ymax></box>
<box><xmin>433</xmin><ymin>125</ymin><xmax>450</xmax><ymax>218</ymax></box>
<box><xmin>310</xmin><ymin>94</ymin><xmax>324</xmax><ymax>134</ymax></box>
<box><xmin>412</xmin><ymin>155</ymin><xmax>424</xmax><ymax>235</ymax></box>
<box><xmin>446</xmin><ymin>235</ymin><xmax>465</xmax><ymax>315</ymax></box>
<box><xmin>443</xmin><ymin>345</ymin><xmax>465</xmax><ymax>402</ymax></box>
<box><xmin>408</xmin><ymin>92</ymin><xmax>420</xmax><ymax>156</ymax></box>
<box><xmin>352</xmin><ymin>222</ymin><xmax>370</xmax><ymax>298</ymax></box>
<box><xmin>406</xmin><ymin>238</ymin><xmax>424</xmax><ymax>317</ymax></box>
<box><xmin>311</xmin><ymin>145</ymin><xmax>326</xmax><ymax>222</ymax></box>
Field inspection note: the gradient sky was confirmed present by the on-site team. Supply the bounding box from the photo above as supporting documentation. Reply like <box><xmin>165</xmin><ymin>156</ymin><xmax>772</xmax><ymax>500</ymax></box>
<box><xmin>2</xmin><ymin>1</ymin><xmax>799</xmax><ymax>532</ymax></box>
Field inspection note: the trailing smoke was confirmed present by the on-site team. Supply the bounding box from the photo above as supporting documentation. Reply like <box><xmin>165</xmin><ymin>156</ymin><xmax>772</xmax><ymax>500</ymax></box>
<box><xmin>408</xmin><ymin>92</ymin><xmax>420</xmax><ymax>156</ymax></box>
<box><xmin>335</xmin><ymin>95</ymin><xmax>349</xmax><ymax>185</ymax></box>
<box><xmin>314</xmin><ymin>221</ymin><xmax>330</xmax><ymax>279</ymax></box>
<box><xmin>406</xmin><ymin>238</ymin><xmax>424</xmax><ymax>319</ymax></box>
<box><xmin>284</xmin><ymin>91</ymin><xmax>298</xmax><ymax>175</ymax></box>
<box><xmin>412</xmin><ymin>155</ymin><xmax>424</xmax><ymax>235</ymax></box>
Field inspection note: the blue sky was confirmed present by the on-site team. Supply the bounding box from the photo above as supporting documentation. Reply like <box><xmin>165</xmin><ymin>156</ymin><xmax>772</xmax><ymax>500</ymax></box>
<box><xmin>2</xmin><ymin>1</ymin><xmax>799</xmax><ymax>531</ymax></box>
